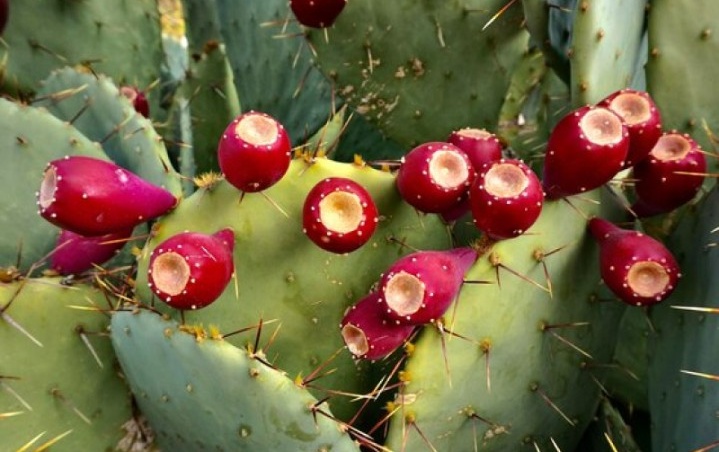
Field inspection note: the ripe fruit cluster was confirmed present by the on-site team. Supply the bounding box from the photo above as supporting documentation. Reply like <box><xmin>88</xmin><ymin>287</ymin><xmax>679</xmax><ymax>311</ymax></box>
<box><xmin>340</xmin><ymin>248</ymin><xmax>477</xmax><ymax>360</ymax></box>
<box><xmin>543</xmin><ymin>89</ymin><xmax>706</xmax><ymax>217</ymax></box>
<box><xmin>396</xmin><ymin>130</ymin><xmax>544</xmax><ymax>241</ymax></box>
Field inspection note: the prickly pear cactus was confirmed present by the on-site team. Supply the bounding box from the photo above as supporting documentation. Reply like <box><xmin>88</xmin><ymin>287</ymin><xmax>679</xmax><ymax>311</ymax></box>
<box><xmin>308</xmin><ymin>0</ymin><xmax>530</xmax><ymax>148</ymax></box>
<box><xmin>0</xmin><ymin>278</ymin><xmax>131</xmax><ymax>451</ymax></box>
<box><xmin>0</xmin><ymin>98</ymin><xmax>108</xmax><ymax>270</ymax></box>
<box><xmin>648</xmin><ymin>187</ymin><xmax>719</xmax><ymax>451</ymax></box>
<box><xmin>0</xmin><ymin>0</ymin><xmax>163</xmax><ymax>98</ymax></box>
<box><xmin>385</xmin><ymin>190</ymin><xmax>626</xmax><ymax>450</ymax></box>
<box><xmin>134</xmin><ymin>158</ymin><xmax>451</xmax><ymax>420</ymax></box>
<box><xmin>0</xmin><ymin>0</ymin><xmax>716</xmax><ymax>450</ymax></box>
<box><xmin>111</xmin><ymin>309</ymin><xmax>358</xmax><ymax>451</ymax></box>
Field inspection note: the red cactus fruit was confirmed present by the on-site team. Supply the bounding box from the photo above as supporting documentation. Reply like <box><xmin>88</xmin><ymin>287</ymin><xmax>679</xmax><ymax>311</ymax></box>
<box><xmin>588</xmin><ymin>217</ymin><xmax>680</xmax><ymax>307</ymax></box>
<box><xmin>469</xmin><ymin>159</ymin><xmax>544</xmax><ymax>240</ymax></box>
<box><xmin>51</xmin><ymin>228</ymin><xmax>133</xmax><ymax>275</ymax></box>
<box><xmin>218</xmin><ymin>111</ymin><xmax>292</xmax><ymax>193</ymax></box>
<box><xmin>340</xmin><ymin>291</ymin><xmax>415</xmax><ymax>360</ymax></box>
<box><xmin>378</xmin><ymin>247</ymin><xmax>478</xmax><ymax>325</ymax></box>
<box><xmin>37</xmin><ymin>156</ymin><xmax>178</xmax><ymax>236</ymax></box>
<box><xmin>631</xmin><ymin>132</ymin><xmax>706</xmax><ymax>217</ymax></box>
<box><xmin>0</xmin><ymin>0</ymin><xmax>8</xmax><ymax>35</ymax></box>
<box><xmin>290</xmin><ymin>0</ymin><xmax>346</xmax><ymax>28</ymax></box>
<box><xmin>303</xmin><ymin>177</ymin><xmax>379</xmax><ymax>253</ymax></box>
<box><xmin>439</xmin><ymin>196</ymin><xmax>471</xmax><ymax>223</ymax></box>
<box><xmin>396</xmin><ymin>142</ymin><xmax>476</xmax><ymax>213</ymax></box>
<box><xmin>599</xmin><ymin>89</ymin><xmax>662</xmax><ymax>168</ymax></box>
<box><xmin>147</xmin><ymin>228</ymin><xmax>235</xmax><ymax>310</ymax></box>
<box><xmin>120</xmin><ymin>86</ymin><xmax>150</xmax><ymax>118</ymax></box>
<box><xmin>543</xmin><ymin>105</ymin><xmax>629</xmax><ymax>199</ymax></box>
<box><xmin>447</xmin><ymin>128</ymin><xmax>503</xmax><ymax>171</ymax></box>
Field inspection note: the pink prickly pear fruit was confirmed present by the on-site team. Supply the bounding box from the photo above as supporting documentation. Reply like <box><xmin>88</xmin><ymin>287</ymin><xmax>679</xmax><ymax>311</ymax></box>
<box><xmin>469</xmin><ymin>159</ymin><xmax>544</xmax><ymax>240</ymax></box>
<box><xmin>340</xmin><ymin>291</ymin><xmax>415</xmax><ymax>360</ymax></box>
<box><xmin>218</xmin><ymin>111</ymin><xmax>292</xmax><ymax>193</ymax></box>
<box><xmin>120</xmin><ymin>86</ymin><xmax>150</xmax><ymax>118</ymax></box>
<box><xmin>631</xmin><ymin>132</ymin><xmax>706</xmax><ymax>217</ymax></box>
<box><xmin>37</xmin><ymin>156</ymin><xmax>178</xmax><ymax>237</ymax></box>
<box><xmin>447</xmin><ymin>128</ymin><xmax>503</xmax><ymax>171</ymax></box>
<box><xmin>439</xmin><ymin>196</ymin><xmax>471</xmax><ymax>224</ymax></box>
<box><xmin>588</xmin><ymin>217</ymin><xmax>680</xmax><ymax>307</ymax></box>
<box><xmin>598</xmin><ymin>89</ymin><xmax>662</xmax><ymax>168</ymax></box>
<box><xmin>290</xmin><ymin>0</ymin><xmax>346</xmax><ymax>28</ymax></box>
<box><xmin>51</xmin><ymin>228</ymin><xmax>133</xmax><ymax>275</ymax></box>
<box><xmin>0</xmin><ymin>0</ymin><xmax>8</xmax><ymax>35</ymax></box>
<box><xmin>147</xmin><ymin>228</ymin><xmax>235</xmax><ymax>310</ymax></box>
<box><xmin>543</xmin><ymin>105</ymin><xmax>629</xmax><ymax>199</ymax></box>
<box><xmin>378</xmin><ymin>247</ymin><xmax>478</xmax><ymax>325</ymax></box>
<box><xmin>396</xmin><ymin>142</ymin><xmax>476</xmax><ymax>213</ymax></box>
<box><xmin>302</xmin><ymin>177</ymin><xmax>379</xmax><ymax>254</ymax></box>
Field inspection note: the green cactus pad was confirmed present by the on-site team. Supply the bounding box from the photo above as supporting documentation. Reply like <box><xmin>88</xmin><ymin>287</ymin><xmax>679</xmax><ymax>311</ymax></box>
<box><xmin>576</xmin><ymin>398</ymin><xmax>643</xmax><ymax>452</ymax></box>
<box><xmin>111</xmin><ymin>309</ymin><xmax>359</xmax><ymax>451</ymax></box>
<box><xmin>0</xmin><ymin>0</ymin><xmax>162</xmax><ymax>97</ymax></box>
<box><xmin>307</xmin><ymin>0</ymin><xmax>529</xmax><ymax>148</ymax></box>
<box><xmin>602</xmin><ymin>306</ymin><xmax>650</xmax><ymax>411</ymax></box>
<box><xmin>0</xmin><ymin>278</ymin><xmax>131</xmax><ymax>451</ymax></box>
<box><xmin>521</xmin><ymin>0</ymin><xmax>572</xmax><ymax>84</ymax></box>
<box><xmin>646</xmin><ymin>0</ymin><xmax>719</xmax><ymax>151</ymax></box>
<box><xmin>179</xmin><ymin>43</ymin><xmax>241</xmax><ymax>175</ymax></box>
<box><xmin>570</xmin><ymin>0</ymin><xmax>648</xmax><ymax>105</ymax></box>
<box><xmin>182</xmin><ymin>0</ymin><xmax>222</xmax><ymax>55</ymax></box>
<box><xmin>34</xmin><ymin>67</ymin><xmax>183</xmax><ymax>196</ymax></box>
<box><xmin>385</xmin><ymin>190</ymin><xmax>626</xmax><ymax>450</ymax></box>
<box><xmin>0</xmin><ymin>98</ymin><xmax>109</xmax><ymax>270</ymax></box>
<box><xmin>648</xmin><ymin>186</ymin><xmax>719</xmax><ymax>451</ymax></box>
<box><xmin>214</xmin><ymin>0</ymin><xmax>336</xmax><ymax>145</ymax></box>
<box><xmin>135</xmin><ymin>157</ymin><xmax>451</xmax><ymax>420</ymax></box>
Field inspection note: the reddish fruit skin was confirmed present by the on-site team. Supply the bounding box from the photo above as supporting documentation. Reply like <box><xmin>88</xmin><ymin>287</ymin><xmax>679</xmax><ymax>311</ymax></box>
<box><xmin>439</xmin><ymin>196</ymin><xmax>471</xmax><ymax>223</ymax></box>
<box><xmin>302</xmin><ymin>177</ymin><xmax>379</xmax><ymax>254</ymax></box>
<box><xmin>51</xmin><ymin>228</ymin><xmax>132</xmax><ymax>275</ymax></box>
<box><xmin>631</xmin><ymin>132</ymin><xmax>706</xmax><ymax>217</ymax></box>
<box><xmin>588</xmin><ymin>218</ymin><xmax>680</xmax><ymax>306</ymax></box>
<box><xmin>148</xmin><ymin>229</ymin><xmax>235</xmax><ymax>310</ymax></box>
<box><xmin>120</xmin><ymin>86</ymin><xmax>150</xmax><ymax>118</ymax></box>
<box><xmin>469</xmin><ymin>159</ymin><xmax>544</xmax><ymax>240</ymax></box>
<box><xmin>0</xmin><ymin>0</ymin><xmax>8</xmax><ymax>35</ymax></box>
<box><xmin>340</xmin><ymin>291</ymin><xmax>415</xmax><ymax>360</ymax></box>
<box><xmin>37</xmin><ymin>156</ymin><xmax>178</xmax><ymax>236</ymax></box>
<box><xmin>378</xmin><ymin>248</ymin><xmax>478</xmax><ymax>325</ymax></box>
<box><xmin>396</xmin><ymin>142</ymin><xmax>476</xmax><ymax>214</ymax></box>
<box><xmin>290</xmin><ymin>0</ymin><xmax>346</xmax><ymax>28</ymax></box>
<box><xmin>599</xmin><ymin>89</ymin><xmax>662</xmax><ymax>168</ymax></box>
<box><xmin>218</xmin><ymin>111</ymin><xmax>292</xmax><ymax>193</ymax></box>
<box><xmin>542</xmin><ymin>105</ymin><xmax>629</xmax><ymax>199</ymax></box>
<box><xmin>447</xmin><ymin>128</ymin><xmax>503</xmax><ymax>170</ymax></box>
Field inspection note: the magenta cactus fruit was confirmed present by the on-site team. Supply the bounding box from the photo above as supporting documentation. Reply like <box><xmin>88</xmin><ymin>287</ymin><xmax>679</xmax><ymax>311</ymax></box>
<box><xmin>302</xmin><ymin>177</ymin><xmax>379</xmax><ymax>254</ymax></box>
<box><xmin>37</xmin><ymin>156</ymin><xmax>178</xmax><ymax>236</ymax></box>
<box><xmin>0</xmin><ymin>0</ymin><xmax>8</xmax><ymax>35</ymax></box>
<box><xmin>147</xmin><ymin>228</ymin><xmax>235</xmax><ymax>310</ymax></box>
<box><xmin>290</xmin><ymin>0</ymin><xmax>346</xmax><ymax>28</ymax></box>
<box><xmin>631</xmin><ymin>132</ymin><xmax>707</xmax><ymax>217</ymax></box>
<box><xmin>51</xmin><ymin>228</ymin><xmax>133</xmax><ymax>275</ymax></box>
<box><xmin>542</xmin><ymin>105</ymin><xmax>629</xmax><ymax>199</ymax></box>
<box><xmin>469</xmin><ymin>159</ymin><xmax>544</xmax><ymax>240</ymax></box>
<box><xmin>218</xmin><ymin>111</ymin><xmax>292</xmax><ymax>193</ymax></box>
<box><xmin>120</xmin><ymin>85</ymin><xmax>150</xmax><ymax>118</ymax></box>
<box><xmin>396</xmin><ymin>142</ymin><xmax>476</xmax><ymax>213</ymax></box>
<box><xmin>447</xmin><ymin>128</ymin><xmax>503</xmax><ymax>171</ymax></box>
<box><xmin>599</xmin><ymin>89</ymin><xmax>662</xmax><ymax>168</ymax></box>
<box><xmin>588</xmin><ymin>218</ymin><xmax>680</xmax><ymax>307</ymax></box>
<box><xmin>340</xmin><ymin>291</ymin><xmax>415</xmax><ymax>360</ymax></box>
<box><xmin>378</xmin><ymin>247</ymin><xmax>478</xmax><ymax>325</ymax></box>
